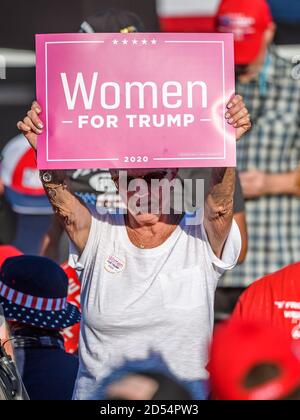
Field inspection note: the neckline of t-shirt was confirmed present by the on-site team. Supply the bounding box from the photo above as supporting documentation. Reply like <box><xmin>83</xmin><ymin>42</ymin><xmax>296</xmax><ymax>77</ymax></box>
<box><xmin>117</xmin><ymin>213</ymin><xmax>186</xmax><ymax>257</ymax></box>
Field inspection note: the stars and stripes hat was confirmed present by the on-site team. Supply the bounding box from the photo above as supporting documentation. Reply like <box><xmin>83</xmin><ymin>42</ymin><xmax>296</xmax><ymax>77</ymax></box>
<box><xmin>0</xmin><ymin>256</ymin><xmax>81</xmax><ymax>330</ymax></box>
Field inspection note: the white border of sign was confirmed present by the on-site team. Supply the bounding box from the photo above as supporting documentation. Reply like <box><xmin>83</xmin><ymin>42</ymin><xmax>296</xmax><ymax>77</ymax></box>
<box><xmin>44</xmin><ymin>40</ymin><xmax>226</xmax><ymax>163</ymax></box>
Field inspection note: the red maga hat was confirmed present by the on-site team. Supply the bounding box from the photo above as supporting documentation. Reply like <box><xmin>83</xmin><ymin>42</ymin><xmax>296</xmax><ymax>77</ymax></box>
<box><xmin>209</xmin><ymin>321</ymin><xmax>300</xmax><ymax>400</ymax></box>
<box><xmin>216</xmin><ymin>0</ymin><xmax>274</xmax><ymax>65</ymax></box>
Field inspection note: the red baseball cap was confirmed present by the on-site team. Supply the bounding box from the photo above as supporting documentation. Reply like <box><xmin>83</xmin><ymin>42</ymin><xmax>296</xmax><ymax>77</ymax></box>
<box><xmin>0</xmin><ymin>246</ymin><xmax>22</xmax><ymax>267</ymax></box>
<box><xmin>209</xmin><ymin>321</ymin><xmax>300</xmax><ymax>400</ymax></box>
<box><xmin>215</xmin><ymin>0</ymin><xmax>274</xmax><ymax>65</ymax></box>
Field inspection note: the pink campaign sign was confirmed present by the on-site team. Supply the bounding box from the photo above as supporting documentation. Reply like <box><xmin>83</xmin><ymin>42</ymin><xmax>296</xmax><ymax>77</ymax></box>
<box><xmin>36</xmin><ymin>33</ymin><xmax>236</xmax><ymax>170</ymax></box>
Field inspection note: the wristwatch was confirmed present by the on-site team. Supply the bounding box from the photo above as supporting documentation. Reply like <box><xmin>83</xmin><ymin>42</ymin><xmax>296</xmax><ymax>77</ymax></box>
<box><xmin>40</xmin><ymin>170</ymin><xmax>66</xmax><ymax>185</ymax></box>
<box><xmin>40</xmin><ymin>171</ymin><xmax>53</xmax><ymax>183</ymax></box>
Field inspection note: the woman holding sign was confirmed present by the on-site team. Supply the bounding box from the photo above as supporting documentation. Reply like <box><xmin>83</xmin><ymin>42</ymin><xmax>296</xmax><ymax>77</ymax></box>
<box><xmin>18</xmin><ymin>91</ymin><xmax>250</xmax><ymax>399</ymax></box>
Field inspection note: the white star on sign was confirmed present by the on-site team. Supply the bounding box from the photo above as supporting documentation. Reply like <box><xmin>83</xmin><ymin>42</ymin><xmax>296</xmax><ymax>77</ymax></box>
<box><xmin>151</xmin><ymin>39</ymin><xmax>157</xmax><ymax>45</ymax></box>
<box><xmin>122</xmin><ymin>39</ymin><xmax>129</xmax><ymax>45</ymax></box>
<box><xmin>112</xmin><ymin>40</ymin><xmax>119</xmax><ymax>45</ymax></box>
<box><xmin>142</xmin><ymin>39</ymin><xmax>148</xmax><ymax>45</ymax></box>
<box><xmin>132</xmin><ymin>39</ymin><xmax>138</xmax><ymax>45</ymax></box>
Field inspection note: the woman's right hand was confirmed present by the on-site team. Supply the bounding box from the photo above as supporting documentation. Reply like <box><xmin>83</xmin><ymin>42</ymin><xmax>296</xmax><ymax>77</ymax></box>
<box><xmin>17</xmin><ymin>101</ymin><xmax>44</xmax><ymax>151</ymax></box>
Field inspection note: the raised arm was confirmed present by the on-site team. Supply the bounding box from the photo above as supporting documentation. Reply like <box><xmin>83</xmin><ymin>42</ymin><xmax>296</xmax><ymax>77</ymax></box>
<box><xmin>17</xmin><ymin>101</ymin><xmax>91</xmax><ymax>254</ymax></box>
<box><xmin>204</xmin><ymin>95</ymin><xmax>251</xmax><ymax>258</ymax></box>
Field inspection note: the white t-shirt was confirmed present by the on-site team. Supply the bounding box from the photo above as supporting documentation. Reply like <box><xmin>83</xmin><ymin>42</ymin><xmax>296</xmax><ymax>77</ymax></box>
<box><xmin>69</xmin><ymin>210</ymin><xmax>241</xmax><ymax>400</ymax></box>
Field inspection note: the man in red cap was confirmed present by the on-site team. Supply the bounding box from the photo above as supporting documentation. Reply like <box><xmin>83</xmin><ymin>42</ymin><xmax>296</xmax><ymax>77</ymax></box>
<box><xmin>210</xmin><ymin>321</ymin><xmax>300</xmax><ymax>400</ymax></box>
<box><xmin>217</xmin><ymin>0</ymin><xmax>275</xmax><ymax>72</ymax></box>
<box><xmin>216</xmin><ymin>0</ymin><xmax>300</xmax><ymax>287</ymax></box>
<box><xmin>232</xmin><ymin>263</ymin><xmax>300</xmax><ymax>342</ymax></box>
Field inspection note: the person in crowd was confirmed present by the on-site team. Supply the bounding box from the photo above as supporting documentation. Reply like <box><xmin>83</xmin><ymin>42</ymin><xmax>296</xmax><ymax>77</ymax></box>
<box><xmin>209</xmin><ymin>321</ymin><xmax>300</xmax><ymax>400</ymax></box>
<box><xmin>0</xmin><ymin>303</ymin><xmax>29</xmax><ymax>400</ymax></box>
<box><xmin>232</xmin><ymin>263</ymin><xmax>300</xmax><ymax>341</ymax></box>
<box><xmin>0</xmin><ymin>175</ymin><xmax>17</xmax><ymax>246</ymax></box>
<box><xmin>0</xmin><ymin>134</ymin><xmax>53</xmax><ymax>254</ymax></box>
<box><xmin>38</xmin><ymin>9</ymin><xmax>248</xmax><ymax>269</ymax></box>
<box><xmin>216</xmin><ymin>0</ymin><xmax>300</xmax><ymax>287</ymax></box>
<box><xmin>17</xmin><ymin>81</ymin><xmax>250</xmax><ymax>401</ymax></box>
<box><xmin>0</xmin><ymin>245</ymin><xmax>22</xmax><ymax>358</ymax></box>
<box><xmin>0</xmin><ymin>255</ymin><xmax>80</xmax><ymax>400</ymax></box>
<box><xmin>0</xmin><ymin>245</ymin><xmax>79</xmax><ymax>354</ymax></box>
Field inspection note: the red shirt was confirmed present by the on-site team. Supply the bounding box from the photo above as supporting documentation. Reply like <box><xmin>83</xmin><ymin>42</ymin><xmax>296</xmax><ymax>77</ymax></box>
<box><xmin>232</xmin><ymin>263</ymin><xmax>300</xmax><ymax>341</ymax></box>
<box><xmin>61</xmin><ymin>264</ymin><xmax>81</xmax><ymax>354</ymax></box>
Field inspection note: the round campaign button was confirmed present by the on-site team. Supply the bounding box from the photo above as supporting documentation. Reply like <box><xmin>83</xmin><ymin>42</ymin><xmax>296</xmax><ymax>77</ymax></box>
<box><xmin>104</xmin><ymin>255</ymin><xmax>126</xmax><ymax>274</ymax></box>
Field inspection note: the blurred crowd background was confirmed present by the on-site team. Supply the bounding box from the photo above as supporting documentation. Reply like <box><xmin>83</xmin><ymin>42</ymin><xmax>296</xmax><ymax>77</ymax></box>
<box><xmin>2</xmin><ymin>0</ymin><xmax>300</xmax><ymax>150</ymax></box>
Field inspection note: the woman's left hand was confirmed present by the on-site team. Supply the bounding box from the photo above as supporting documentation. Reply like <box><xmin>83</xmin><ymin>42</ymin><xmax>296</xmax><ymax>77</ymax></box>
<box><xmin>225</xmin><ymin>95</ymin><xmax>251</xmax><ymax>141</ymax></box>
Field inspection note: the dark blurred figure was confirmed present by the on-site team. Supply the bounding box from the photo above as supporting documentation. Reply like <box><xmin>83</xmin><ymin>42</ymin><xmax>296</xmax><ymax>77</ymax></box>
<box><xmin>97</xmin><ymin>353</ymin><xmax>205</xmax><ymax>400</ymax></box>
<box><xmin>0</xmin><ymin>303</ymin><xmax>29</xmax><ymax>400</ymax></box>
<box><xmin>210</xmin><ymin>321</ymin><xmax>300</xmax><ymax>400</ymax></box>
<box><xmin>0</xmin><ymin>256</ymin><xmax>81</xmax><ymax>400</ymax></box>
<box><xmin>107</xmin><ymin>372</ymin><xmax>192</xmax><ymax>401</ymax></box>
<box><xmin>0</xmin><ymin>135</ymin><xmax>52</xmax><ymax>254</ymax></box>
<box><xmin>0</xmin><ymin>177</ymin><xmax>17</xmax><ymax>246</ymax></box>
<box><xmin>268</xmin><ymin>0</ymin><xmax>300</xmax><ymax>44</ymax></box>
<box><xmin>217</xmin><ymin>0</ymin><xmax>300</xmax><ymax>287</ymax></box>
<box><xmin>78</xmin><ymin>7</ymin><xmax>145</xmax><ymax>33</ymax></box>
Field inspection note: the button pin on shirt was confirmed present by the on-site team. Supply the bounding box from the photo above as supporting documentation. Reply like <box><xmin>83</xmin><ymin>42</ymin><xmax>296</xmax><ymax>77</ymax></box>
<box><xmin>104</xmin><ymin>255</ymin><xmax>126</xmax><ymax>274</ymax></box>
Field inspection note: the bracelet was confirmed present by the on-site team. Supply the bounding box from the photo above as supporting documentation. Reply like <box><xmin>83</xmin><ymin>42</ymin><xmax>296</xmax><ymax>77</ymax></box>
<box><xmin>40</xmin><ymin>170</ymin><xmax>66</xmax><ymax>185</ymax></box>
<box><xmin>45</xmin><ymin>183</ymin><xmax>68</xmax><ymax>199</ymax></box>
<box><xmin>40</xmin><ymin>171</ymin><xmax>68</xmax><ymax>199</ymax></box>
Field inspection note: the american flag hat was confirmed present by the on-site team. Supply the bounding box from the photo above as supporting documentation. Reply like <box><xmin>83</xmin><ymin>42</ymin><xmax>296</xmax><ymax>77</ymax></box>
<box><xmin>0</xmin><ymin>256</ymin><xmax>81</xmax><ymax>330</ymax></box>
